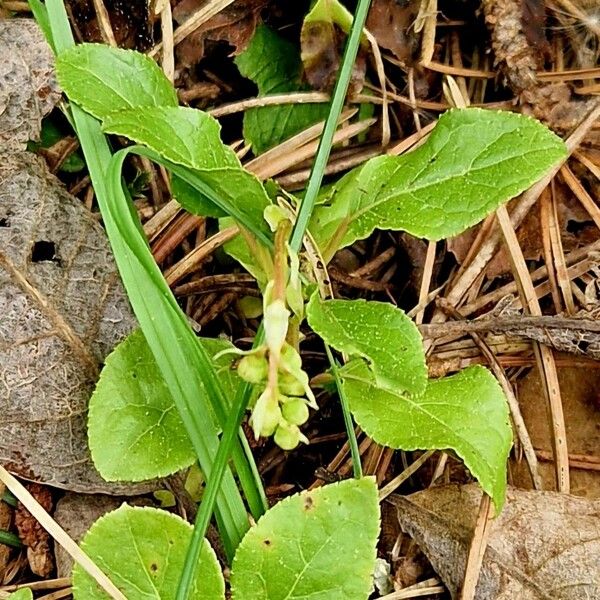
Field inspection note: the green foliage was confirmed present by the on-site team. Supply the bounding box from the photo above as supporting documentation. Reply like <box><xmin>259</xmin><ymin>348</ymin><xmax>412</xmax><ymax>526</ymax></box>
<box><xmin>56</xmin><ymin>44</ymin><xmax>178</xmax><ymax>118</ymax></box>
<box><xmin>235</xmin><ymin>25</ymin><xmax>328</xmax><ymax>154</ymax></box>
<box><xmin>310</xmin><ymin>108</ymin><xmax>566</xmax><ymax>259</ymax></box>
<box><xmin>341</xmin><ymin>361</ymin><xmax>512</xmax><ymax>510</ymax></box>
<box><xmin>306</xmin><ymin>295</ymin><xmax>427</xmax><ymax>395</ymax></box>
<box><xmin>231</xmin><ymin>478</ymin><xmax>380</xmax><ymax>599</ymax></box>
<box><xmin>72</xmin><ymin>506</ymin><xmax>225</xmax><ymax>600</ymax></box>
<box><xmin>88</xmin><ymin>331</ymin><xmax>241</xmax><ymax>481</ymax></box>
<box><xmin>6</xmin><ymin>590</ymin><xmax>33</xmax><ymax>600</ymax></box>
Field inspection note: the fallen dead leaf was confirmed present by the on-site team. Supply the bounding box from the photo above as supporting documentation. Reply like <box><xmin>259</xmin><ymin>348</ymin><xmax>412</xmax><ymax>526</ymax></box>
<box><xmin>366</xmin><ymin>0</ymin><xmax>420</xmax><ymax>64</ymax></box>
<box><xmin>173</xmin><ymin>0</ymin><xmax>268</xmax><ymax>68</ymax></box>
<box><xmin>512</xmin><ymin>363</ymin><xmax>600</xmax><ymax>497</ymax></box>
<box><xmin>0</xmin><ymin>19</ymin><xmax>148</xmax><ymax>494</ymax></box>
<box><xmin>390</xmin><ymin>484</ymin><xmax>600</xmax><ymax>599</ymax></box>
<box><xmin>448</xmin><ymin>185</ymin><xmax>599</xmax><ymax>279</ymax></box>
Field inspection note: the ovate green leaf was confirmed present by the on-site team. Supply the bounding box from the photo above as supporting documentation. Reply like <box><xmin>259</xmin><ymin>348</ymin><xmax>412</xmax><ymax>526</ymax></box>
<box><xmin>235</xmin><ymin>25</ymin><xmax>328</xmax><ymax>154</ymax></box>
<box><xmin>231</xmin><ymin>478</ymin><xmax>380</xmax><ymax>600</ymax></box>
<box><xmin>310</xmin><ymin>108</ymin><xmax>566</xmax><ymax>258</ymax></box>
<box><xmin>56</xmin><ymin>44</ymin><xmax>177</xmax><ymax>119</ymax></box>
<box><xmin>89</xmin><ymin>330</ymin><xmax>240</xmax><ymax>481</ymax></box>
<box><xmin>307</xmin><ymin>295</ymin><xmax>427</xmax><ymax>395</ymax></box>
<box><xmin>72</xmin><ymin>505</ymin><xmax>225</xmax><ymax>600</ymax></box>
<box><xmin>342</xmin><ymin>361</ymin><xmax>512</xmax><ymax>510</ymax></box>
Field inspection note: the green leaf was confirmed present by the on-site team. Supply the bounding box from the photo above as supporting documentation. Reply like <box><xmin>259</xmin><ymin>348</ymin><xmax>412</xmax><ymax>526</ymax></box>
<box><xmin>310</xmin><ymin>108</ymin><xmax>567</xmax><ymax>258</ymax></box>
<box><xmin>306</xmin><ymin>295</ymin><xmax>427</xmax><ymax>395</ymax></box>
<box><xmin>89</xmin><ymin>330</ymin><xmax>241</xmax><ymax>481</ymax></box>
<box><xmin>56</xmin><ymin>44</ymin><xmax>177</xmax><ymax>120</ymax></box>
<box><xmin>171</xmin><ymin>176</ymin><xmax>226</xmax><ymax>218</ymax></box>
<box><xmin>341</xmin><ymin>362</ymin><xmax>512</xmax><ymax>510</ymax></box>
<box><xmin>72</xmin><ymin>506</ymin><xmax>225</xmax><ymax>600</ymax></box>
<box><xmin>235</xmin><ymin>25</ymin><xmax>328</xmax><ymax>154</ymax></box>
<box><xmin>103</xmin><ymin>107</ymin><xmax>238</xmax><ymax>171</ymax></box>
<box><xmin>230</xmin><ymin>478</ymin><xmax>380</xmax><ymax>600</ymax></box>
<box><xmin>101</xmin><ymin>108</ymin><xmax>272</xmax><ymax>241</ymax></box>
<box><xmin>7</xmin><ymin>590</ymin><xmax>33</xmax><ymax>600</ymax></box>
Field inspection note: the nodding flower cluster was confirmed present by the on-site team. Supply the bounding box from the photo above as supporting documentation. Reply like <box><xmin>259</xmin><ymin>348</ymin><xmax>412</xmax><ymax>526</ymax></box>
<box><xmin>237</xmin><ymin>294</ymin><xmax>317</xmax><ymax>450</ymax></box>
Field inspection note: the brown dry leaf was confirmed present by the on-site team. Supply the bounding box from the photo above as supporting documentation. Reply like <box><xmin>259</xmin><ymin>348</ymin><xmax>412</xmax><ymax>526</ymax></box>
<box><xmin>512</xmin><ymin>364</ymin><xmax>600</xmax><ymax>497</ymax></box>
<box><xmin>390</xmin><ymin>484</ymin><xmax>600</xmax><ymax>599</ymax></box>
<box><xmin>366</xmin><ymin>0</ymin><xmax>420</xmax><ymax>64</ymax></box>
<box><xmin>0</xmin><ymin>153</ymin><xmax>152</xmax><ymax>494</ymax></box>
<box><xmin>173</xmin><ymin>0</ymin><xmax>268</xmax><ymax>68</ymax></box>
<box><xmin>448</xmin><ymin>186</ymin><xmax>599</xmax><ymax>279</ymax></box>
<box><xmin>0</xmin><ymin>19</ymin><xmax>148</xmax><ymax>494</ymax></box>
<box><xmin>14</xmin><ymin>483</ymin><xmax>53</xmax><ymax>577</ymax></box>
<box><xmin>0</xmin><ymin>19</ymin><xmax>61</xmax><ymax>152</ymax></box>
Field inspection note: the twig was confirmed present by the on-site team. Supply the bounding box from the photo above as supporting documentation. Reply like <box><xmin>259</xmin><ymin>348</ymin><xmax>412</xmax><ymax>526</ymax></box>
<box><xmin>459</xmin><ymin>494</ymin><xmax>494</xmax><ymax>600</ymax></box>
<box><xmin>496</xmin><ymin>205</ymin><xmax>569</xmax><ymax>492</ymax></box>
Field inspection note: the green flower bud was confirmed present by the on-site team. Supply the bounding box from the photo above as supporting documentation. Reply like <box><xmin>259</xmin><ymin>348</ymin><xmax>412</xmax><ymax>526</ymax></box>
<box><xmin>251</xmin><ymin>389</ymin><xmax>282</xmax><ymax>438</ymax></box>
<box><xmin>264</xmin><ymin>299</ymin><xmax>290</xmax><ymax>355</ymax></box>
<box><xmin>237</xmin><ymin>353</ymin><xmax>268</xmax><ymax>384</ymax></box>
<box><xmin>281</xmin><ymin>397</ymin><xmax>309</xmax><ymax>426</ymax></box>
<box><xmin>278</xmin><ymin>371</ymin><xmax>305</xmax><ymax>396</ymax></box>
<box><xmin>259</xmin><ymin>403</ymin><xmax>282</xmax><ymax>437</ymax></box>
<box><xmin>274</xmin><ymin>423</ymin><xmax>301</xmax><ymax>450</ymax></box>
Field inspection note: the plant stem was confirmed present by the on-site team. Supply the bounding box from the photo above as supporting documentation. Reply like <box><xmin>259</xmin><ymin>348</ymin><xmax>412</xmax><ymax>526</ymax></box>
<box><xmin>289</xmin><ymin>0</ymin><xmax>373</xmax><ymax>253</ymax></box>
<box><xmin>178</xmin><ymin>0</ymin><xmax>372</xmax><ymax>595</ymax></box>
<box><xmin>325</xmin><ymin>345</ymin><xmax>363</xmax><ymax>479</ymax></box>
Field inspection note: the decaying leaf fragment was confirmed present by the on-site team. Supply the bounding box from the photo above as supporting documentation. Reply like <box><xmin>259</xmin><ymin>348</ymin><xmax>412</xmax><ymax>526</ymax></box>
<box><xmin>390</xmin><ymin>484</ymin><xmax>600</xmax><ymax>599</ymax></box>
<box><xmin>0</xmin><ymin>19</ymin><xmax>143</xmax><ymax>493</ymax></box>
<box><xmin>0</xmin><ymin>19</ymin><xmax>61</xmax><ymax>152</ymax></box>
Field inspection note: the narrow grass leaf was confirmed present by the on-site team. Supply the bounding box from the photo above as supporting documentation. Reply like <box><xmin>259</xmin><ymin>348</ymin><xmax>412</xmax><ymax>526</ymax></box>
<box><xmin>45</xmin><ymin>0</ymin><xmax>256</xmax><ymax>559</ymax></box>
